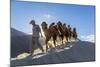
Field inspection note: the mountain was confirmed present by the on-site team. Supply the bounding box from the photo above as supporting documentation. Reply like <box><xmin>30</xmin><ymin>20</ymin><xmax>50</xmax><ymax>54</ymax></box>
<box><xmin>11</xmin><ymin>28</ymin><xmax>27</xmax><ymax>36</ymax></box>
<box><xmin>11</xmin><ymin>28</ymin><xmax>31</xmax><ymax>58</ymax></box>
<box><xmin>11</xmin><ymin>28</ymin><xmax>95</xmax><ymax>66</ymax></box>
<box><xmin>11</xmin><ymin>41</ymin><xmax>95</xmax><ymax>66</ymax></box>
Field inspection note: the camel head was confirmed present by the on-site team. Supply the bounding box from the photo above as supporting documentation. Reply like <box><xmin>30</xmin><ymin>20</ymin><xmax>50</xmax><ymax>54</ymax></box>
<box><xmin>73</xmin><ymin>27</ymin><xmax>76</xmax><ymax>32</ymax></box>
<box><xmin>41</xmin><ymin>21</ymin><xmax>48</xmax><ymax>30</ymax></box>
<box><xmin>57</xmin><ymin>21</ymin><xmax>63</xmax><ymax>26</ymax></box>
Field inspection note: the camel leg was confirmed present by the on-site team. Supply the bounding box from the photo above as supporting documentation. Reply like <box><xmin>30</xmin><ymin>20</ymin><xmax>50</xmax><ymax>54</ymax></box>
<box><xmin>53</xmin><ymin>36</ymin><xmax>57</xmax><ymax>47</ymax></box>
<box><xmin>45</xmin><ymin>39</ymin><xmax>48</xmax><ymax>52</ymax></box>
<box><xmin>69</xmin><ymin>35</ymin><xmax>71</xmax><ymax>42</ymax></box>
<box><xmin>45</xmin><ymin>36</ymin><xmax>51</xmax><ymax>52</ymax></box>
<box><xmin>59</xmin><ymin>35</ymin><xmax>64</xmax><ymax>45</ymax></box>
<box><xmin>65</xmin><ymin>35</ymin><xmax>68</xmax><ymax>43</ymax></box>
<box><xmin>61</xmin><ymin>35</ymin><xmax>64</xmax><ymax>45</ymax></box>
<box><xmin>75</xmin><ymin>35</ymin><xmax>77</xmax><ymax>41</ymax></box>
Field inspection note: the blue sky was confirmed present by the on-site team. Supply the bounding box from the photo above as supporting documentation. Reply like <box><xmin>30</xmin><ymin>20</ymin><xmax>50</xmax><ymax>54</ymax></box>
<box><xmin>11</xmin><ymin>0</ymin><xmax>95</xmax><ymax>40</ymax></box>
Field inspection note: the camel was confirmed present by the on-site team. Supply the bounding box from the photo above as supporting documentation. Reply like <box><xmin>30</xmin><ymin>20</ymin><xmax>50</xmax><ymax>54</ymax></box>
<box><xmin>56</xmin><ymin>21</ymin><xmax>65</xmax><ymax>45</ymax></box>
<box><xmin>67</xmin><ymin>25</ymin><xmax>73</xmax><ymax>42</ymax></box>
<box><xmin>49</xmin><ymin>22</ymin><xmax>59</xmax><ymax>47</ymax></box>
<box><xmin>41</xmin><ymin>22</ymin><xmax>58</xmax><ymax>52</ymax></box>
<box><xmin>62</xmin><ymin>23</ymin><xmax>69</xmax><ymax>42</ymax></box>
<box><xmin>72</xmin><ymin>27</ymin><xmax>77</xmax><ymax>40</ymax></box>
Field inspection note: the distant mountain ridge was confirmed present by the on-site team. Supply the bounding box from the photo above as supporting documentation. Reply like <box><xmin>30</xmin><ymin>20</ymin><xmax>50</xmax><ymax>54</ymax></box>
<box><xmin>11</xmin><ymin>28</ymin><xmax>31</xmax><ymax>58</ymax></box>
<box><xmin>11</xmin><ymin>28</ymin><xmax>27</xmax><ymax>36</ymax></box>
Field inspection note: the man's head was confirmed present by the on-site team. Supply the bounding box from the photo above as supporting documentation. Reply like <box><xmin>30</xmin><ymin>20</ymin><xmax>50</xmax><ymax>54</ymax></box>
<box><xmin>30</xmin><ymin>20</ymin><xmax>35</xmax><ymax>26</ymax></box>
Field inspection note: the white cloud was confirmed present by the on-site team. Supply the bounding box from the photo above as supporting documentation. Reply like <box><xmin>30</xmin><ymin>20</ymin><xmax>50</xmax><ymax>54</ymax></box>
<box><xmin>44</xmin><ymin>14</ymin><xmax>52</xmax><ymax>19</ymax></box>
<box><xmin>41</xmin><ymin>14</ymin><xmax>58</xmax><ymax>22</ymax></box>
<box><xmin>80</xmin><ymin>34</ymin><xmax>95</xmax><ymax>43</ymax></box>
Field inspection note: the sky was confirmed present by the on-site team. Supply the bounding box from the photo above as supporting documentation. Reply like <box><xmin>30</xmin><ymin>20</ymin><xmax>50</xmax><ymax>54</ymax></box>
<box><xmin>11</xmin><ymin>0</ymin><xmax>95</xmax><ymax>42</ymax></box>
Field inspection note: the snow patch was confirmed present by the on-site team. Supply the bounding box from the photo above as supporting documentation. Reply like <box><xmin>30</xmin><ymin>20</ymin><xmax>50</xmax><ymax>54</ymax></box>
<box><xmin>16</xmin><ymin>53</ymin><xmax>30</xmax><ymax>60</ymax></box>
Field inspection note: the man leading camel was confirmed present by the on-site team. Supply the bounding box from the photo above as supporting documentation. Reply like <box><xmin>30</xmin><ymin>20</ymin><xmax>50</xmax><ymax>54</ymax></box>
<box><xmin>29</xmin><ymin>19</ymin><xmax>44</xmax><ymax>56</ymax></box>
